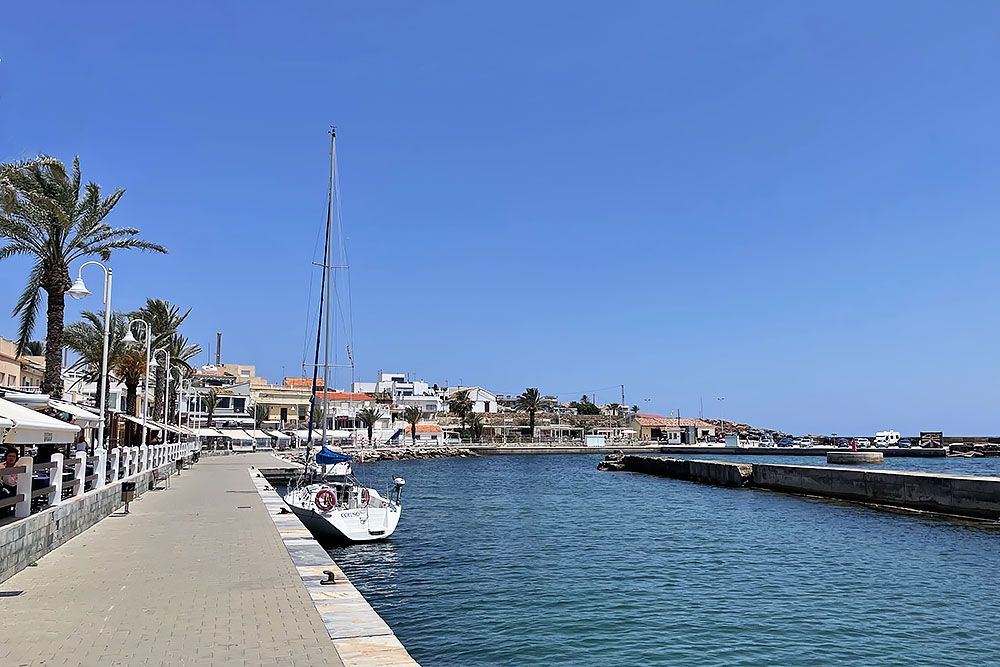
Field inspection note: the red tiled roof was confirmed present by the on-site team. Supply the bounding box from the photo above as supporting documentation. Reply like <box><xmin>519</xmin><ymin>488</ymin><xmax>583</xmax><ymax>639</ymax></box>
<box><xmin>405</xmin><ymin>423</ymin><xmax>443</xmax><ymax>433</ymax></box>
<box><xmin>285</xmin><ymin>377</ymin><xmax>323</xmax><ymax>388</ymax></box>
<box><xmin>315</xmin><ymin>391</ymin><xmax>372</xmax><ymax>402</ymax></box>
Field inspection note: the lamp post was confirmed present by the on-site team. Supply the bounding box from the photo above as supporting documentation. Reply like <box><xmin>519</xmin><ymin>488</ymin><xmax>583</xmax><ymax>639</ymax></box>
<box><xmin>153</xmin><ymin>348</ymin><xmax>171</xmax><ymax>442</ymax></box>
<box><xmin>716</xmin><ymin>396</ymin><xmax>726</xmax><ymax>438</ymax></box>
<box><xmin>124</xmin><ymin>320</ymin><xmax>153</xmax><ymax>449</ymax></box>
<box><xmin>68</xmin><ymin>262</ymin><xmax>112</xmax><ymax>455</ymax></box>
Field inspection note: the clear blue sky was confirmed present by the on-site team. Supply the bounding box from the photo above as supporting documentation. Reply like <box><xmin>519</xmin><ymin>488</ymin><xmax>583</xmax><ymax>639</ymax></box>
<box><xmin>2</xmin><ymin>1</ymin><xmax>1000</xmax><ymax>435</ymax></box>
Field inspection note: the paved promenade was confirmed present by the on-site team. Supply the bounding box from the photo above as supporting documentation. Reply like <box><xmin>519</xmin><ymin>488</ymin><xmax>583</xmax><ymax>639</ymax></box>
<box><xmin>0</xmin><ymin>453</ymin><xmax>346</xmax><ymax>666</ymax></box>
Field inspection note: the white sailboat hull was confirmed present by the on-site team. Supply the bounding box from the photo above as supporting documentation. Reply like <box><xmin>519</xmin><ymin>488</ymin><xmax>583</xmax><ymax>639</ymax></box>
<box><xmin>284</xmin><ymin>484</ymin><xmax>402</xmax><ymax>543</ymax></box>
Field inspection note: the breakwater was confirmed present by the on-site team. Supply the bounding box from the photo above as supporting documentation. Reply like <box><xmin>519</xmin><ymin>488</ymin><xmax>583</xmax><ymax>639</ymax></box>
<box><xmin>609</xmin><ymin>455</ymin><xmax>1000</xmax><ymax>520</ymax></box>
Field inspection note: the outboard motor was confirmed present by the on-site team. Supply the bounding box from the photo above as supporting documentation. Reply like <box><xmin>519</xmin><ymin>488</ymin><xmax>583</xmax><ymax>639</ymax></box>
<box><xmin>393</xmin><ymin>477</ymin><xmax>406</xmax><ymax>505</ymax></box>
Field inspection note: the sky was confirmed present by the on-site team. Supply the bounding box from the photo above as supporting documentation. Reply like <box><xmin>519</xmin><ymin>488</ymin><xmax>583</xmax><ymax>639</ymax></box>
<box><xmin>2</xmin><ymin>1</ymin><xmax>1000</xmax><ymax>435</ymax></box>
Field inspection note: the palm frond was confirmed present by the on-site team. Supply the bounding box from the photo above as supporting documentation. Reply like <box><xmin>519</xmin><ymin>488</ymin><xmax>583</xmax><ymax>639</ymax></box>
<box><xmin>12</xmin><ymin>263</ymin><xmax>43</xmax><ymax>352</ymax></box>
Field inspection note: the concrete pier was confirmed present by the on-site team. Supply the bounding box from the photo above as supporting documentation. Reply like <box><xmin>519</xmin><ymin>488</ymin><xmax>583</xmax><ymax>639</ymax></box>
<box><xmin>827</xmin><ymin>451</ymin><xmax>884</xmax><ymax>464</ymax></box>
<box><xmin>617</xmin><ymin>456</ymin><xmax>1000</xmax><ymax>520</ymax></box>
<box><xmin>0</xmin><ymin>452</ymin><xmax>417</xmax><ymax>666</ymax></box>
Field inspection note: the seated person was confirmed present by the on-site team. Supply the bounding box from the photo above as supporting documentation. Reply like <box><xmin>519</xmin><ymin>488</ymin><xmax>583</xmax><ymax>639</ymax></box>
<box><xmin>1</xmin><ymin>447</ymin><xmax>20</xmax><ymax>506</ymax></box>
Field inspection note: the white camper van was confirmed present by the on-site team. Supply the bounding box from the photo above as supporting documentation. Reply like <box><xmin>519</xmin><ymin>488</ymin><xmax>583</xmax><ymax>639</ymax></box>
<box><xmin>874</xmin><ymin>430</ymin><xmax>901</xmax><ymax>447</ymax></box>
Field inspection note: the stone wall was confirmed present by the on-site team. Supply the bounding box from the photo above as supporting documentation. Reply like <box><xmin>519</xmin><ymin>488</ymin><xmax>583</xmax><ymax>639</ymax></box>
<box><xmin>752</xmin><ymin>463</ymin><xmax>1000</xmax><ymax>519</ymax></box>
<box><xmin>623</xmin><ymin>456</ymin><xmax>752</xmax><ymax>487</ymax></box>
<box><xmin>618</xmin><ymin>456</ymin><xmax>1000</xmax><ymax>520</ymax></box>
<box><xmin>0</xmin><ymin>461</ymin><xmax>181</xmax><ymax>584</ymax></box>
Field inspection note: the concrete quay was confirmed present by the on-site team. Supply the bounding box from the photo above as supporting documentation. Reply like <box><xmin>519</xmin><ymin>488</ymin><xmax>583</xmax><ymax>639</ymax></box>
<box><xmin>618</xmin><ymin>455</ymin><xmax>1000</xmax><ymax>520</ymax></box>
<box><xmin>0</xmin><ymin>452</ymin><xmax>417</xmax><ymax>667</ymax></box>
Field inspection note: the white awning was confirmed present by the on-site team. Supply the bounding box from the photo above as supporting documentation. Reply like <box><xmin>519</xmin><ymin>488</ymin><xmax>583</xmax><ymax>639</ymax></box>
<box><xmin>0</xmin><ymin>397</ymin><xmax>80</xmax><ymax>445</ymax></box>
<box><xmin>266</xmin><ymin>430</ymin><xmax>291</xmax><ymax>441</ymax></box>
<box><xmin>245</xmin><ymin>429</ymin><xmax>273</xmax><ymax>441</ymax></box>
<box><xmin>218</xmin><ymin>429</ymin><xmax>253</xmax><ymax>442</ymax></box>
<box><xmin>48</xmin><ymin>399</ymin><xmax>101</xmax><ymax>427</ymax></box>
<box><xmin>119</xmin><ymin>414</ymin><xmax>161</xmax><ymax>432</ymax></box>
<box><xmin>193</xmin><ymin>427</ymin><xmax>225</xmax><ymax>438</ymax></box>
<box><xmin>149</xmin><ymin>420</ymin><xmax>185</xmax><ymax>435</ymax></box>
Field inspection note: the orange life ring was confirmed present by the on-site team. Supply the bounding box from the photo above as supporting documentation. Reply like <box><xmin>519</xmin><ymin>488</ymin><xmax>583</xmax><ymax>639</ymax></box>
<box><xmin>360</xmin><ymin>488</ymin><xmax>370</xmax><ymax>506</ymax></box>
<box><xmin>315</xmin><ymin>487</ymin><xmax>337</xmax><ymax>512</ymax></box>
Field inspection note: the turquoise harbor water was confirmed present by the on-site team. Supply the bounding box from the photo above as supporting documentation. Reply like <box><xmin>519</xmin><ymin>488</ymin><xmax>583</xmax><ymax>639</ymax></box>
<box><xmin>330</xmin><ymin>455</ymin><xmax>999</xmax><ymax>666</ymax></box>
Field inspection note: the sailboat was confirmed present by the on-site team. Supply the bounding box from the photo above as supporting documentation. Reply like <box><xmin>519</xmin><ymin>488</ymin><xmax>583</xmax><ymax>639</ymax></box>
<box><xmin>284</xmin><ymin>129</ymin><xmax>405</xmax><ymax>543</ymax></box>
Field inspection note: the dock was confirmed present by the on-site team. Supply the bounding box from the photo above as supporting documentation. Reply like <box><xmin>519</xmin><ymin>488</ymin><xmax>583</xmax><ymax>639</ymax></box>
<box><xmin>611</xmin><ymin>455</ymin><xmax>1000</xmax><ymax>520</ymax></box>
<box><xmin>0</xmin><ymin>452</ymin><xmax>417</xmax><ymax>666</ymax></box>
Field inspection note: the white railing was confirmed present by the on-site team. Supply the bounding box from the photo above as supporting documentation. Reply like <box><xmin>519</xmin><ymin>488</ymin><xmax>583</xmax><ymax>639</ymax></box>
<box><xmin>5</xmin><ymin>440</ymin><xmax>198</xmax><ymax>520</ymax></box>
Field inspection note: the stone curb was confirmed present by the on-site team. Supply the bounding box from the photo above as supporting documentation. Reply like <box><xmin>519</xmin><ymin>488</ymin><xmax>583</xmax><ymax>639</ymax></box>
<box><xmin>248</xmin><ymin>467</ymin><xmax>420</xmax><ymax>667</ymax></box>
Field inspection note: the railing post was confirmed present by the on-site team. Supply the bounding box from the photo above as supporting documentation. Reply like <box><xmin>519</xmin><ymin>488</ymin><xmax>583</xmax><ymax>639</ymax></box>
<box><xmin>109</xmin><ymin>448</ymin><xmax>120</xmax><ymax>483</ymax></box>
<box><xmin>14</xmin><ymin>456</ymin><xmax>33</xmax><ymax>519</ymax></box>
<box><xmin>124</xmin><ymin>447</ymin><xmax>133</xmax><ymax>477</ymax></box>
<box><xmin>155</xmin><ymin>444</ymin><xmax>161</xmax><ymax>467</ymax></box>
<box><xmin>138</xmin><ymin>445</ymin><xmax>147</xmax><ymax>473</ymax></box>
<box><xmin>73</xmin><ymin>451</ymin><xmax>87</xmax><ymax>497</ymax></box>
<box><xmin>48</xmin><ymin>453</ymin><xmax>63</xmax><ymax>507</ymax></box>
<box><xmin>95</xmin><ymin>447</ymin><xmax>107</xmax><ymax>488</ymax></box>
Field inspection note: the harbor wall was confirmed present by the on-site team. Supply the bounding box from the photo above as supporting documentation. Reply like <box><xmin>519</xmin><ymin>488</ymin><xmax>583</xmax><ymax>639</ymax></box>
<box><xmin>620</xmin><ymin>456</ymin><xmax>1000</xmax><ymax>520</ymax></box>
<box><xmin>0</xmin><ymin>459</ymin><xmax>184</xmax><ymax>584</ymax></box>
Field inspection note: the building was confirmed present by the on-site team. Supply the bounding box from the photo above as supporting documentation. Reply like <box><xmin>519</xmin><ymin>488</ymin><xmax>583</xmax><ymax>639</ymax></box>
<box><xmin>0</xmin><ymin>337</ymin><xmax>44</xmax><ymax>391</ymax></box>
<box><xmin>403</xmin><ymin>422</ymin><xmax>445</xmax><ymax>446</ymax></box>
<box><xmin>221</xmin><ymin>364</ymin><xmax>268</xmax><ymax>386</ymax></box>
<box><xmin>352</xmin><ymin>372</ymin><xmax>446</xmax><ymax>418</ymax></box>
<box><xmin>630</xmin><ymin>414</ymin><xmax>716</xmax><ymax>443</ymax></box>
<box><xmin>249</xmin><ymin>381</ymin><xmax>313</xmax><ymax>429</ymax></box>
<box><xmin>445</xmin><ymin>386</ymin><xmax>499</xmax><ymax>414</ymax></box>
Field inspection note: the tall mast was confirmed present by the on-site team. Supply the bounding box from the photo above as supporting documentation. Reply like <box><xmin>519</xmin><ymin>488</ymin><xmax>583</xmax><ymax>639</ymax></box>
<box><xmin>322</xmin><ymin>128</ymin><xmax>336</xmax><ymax>446</ymax></box>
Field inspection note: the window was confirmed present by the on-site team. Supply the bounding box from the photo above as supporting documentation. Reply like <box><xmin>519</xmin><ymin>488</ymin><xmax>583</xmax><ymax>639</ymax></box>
<box><xmin>233</xmin><ymin>398</ymin><xmax>246</xmax><ymax>412</ymax></box>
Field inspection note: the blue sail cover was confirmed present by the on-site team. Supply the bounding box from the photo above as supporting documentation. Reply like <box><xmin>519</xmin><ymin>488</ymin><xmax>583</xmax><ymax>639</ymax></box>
<box><xmin>316</xmin><ymin>447</ymin><xmax>352</xmax><ymax>465</ymax></box>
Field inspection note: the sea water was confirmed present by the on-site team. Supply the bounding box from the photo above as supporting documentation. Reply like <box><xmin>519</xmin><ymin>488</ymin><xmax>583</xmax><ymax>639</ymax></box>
<box><xmin>330</xmin><ymin>454</ymin><xmax>1000</xmax><ymax>666</ymax></box>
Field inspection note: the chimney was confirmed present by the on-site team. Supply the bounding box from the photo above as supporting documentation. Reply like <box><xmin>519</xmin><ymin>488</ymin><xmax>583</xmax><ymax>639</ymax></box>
<box><xmin>216</xmin><ymin>332</ymin><xmax>222</xmax><ymax>367</ymax></box>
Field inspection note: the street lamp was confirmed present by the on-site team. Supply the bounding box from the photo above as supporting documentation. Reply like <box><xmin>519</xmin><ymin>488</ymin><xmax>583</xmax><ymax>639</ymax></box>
<box><xmin>154</xmin><ymin>348</ymin><xmax>171</xmax><ymax>442</ymax></box>
<box><xmin>125</xmin><ymin>319</ymin><xmax>153</xmax><ymax>450</ymax></box>
<box><xmin>68</xmin><ymin>261</ymin><xmax>112</xmax><ymax>454</ymax></box>
<box><xmin>716</xmin><ymin>397</ymin><xmax>726</xmax><ymax>438</ymax></box>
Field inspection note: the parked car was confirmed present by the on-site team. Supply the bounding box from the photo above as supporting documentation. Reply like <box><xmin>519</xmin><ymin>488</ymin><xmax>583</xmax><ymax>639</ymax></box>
<box><xmin>898</xmin><ymin>438</ymin><xmax>913</xmax><ymax>448</ymax></box>
<box><xmin>759</xmin><ymin>436</ymin><xmax>776</xmax><ymax>447</ymax></box>
<box><xmin>777</xmin><ymin>437</ymin><xmax>794</xmax><ymax>447</ymax></box>
<box><xmin>835</xmin><ymin>438</ymin><xmax>850</xmax><ymax>448</ymax></box>
<box><xmin>799</xmin><ymin>438</ymin><xmax>818</xmax><ymax>447</ymax></box>
<box><xmin>856</xmin><ymin>438</ymin><xmax>871</xmax><ymax>448</ymax></box>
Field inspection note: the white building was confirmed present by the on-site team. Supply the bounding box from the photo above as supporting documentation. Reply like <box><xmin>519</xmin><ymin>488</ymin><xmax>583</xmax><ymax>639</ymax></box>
<box><xmin>445</xmin><ymin>386</ymin><xmax>499</xmax><ymax>414</ymax></box>
<box><xmin>352</xmin><ymin>372</ymin><xmax>446</xmax><ymax>418</ymax></box>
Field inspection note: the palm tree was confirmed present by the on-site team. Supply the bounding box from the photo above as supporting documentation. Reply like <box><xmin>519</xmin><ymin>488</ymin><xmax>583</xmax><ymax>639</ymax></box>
<box><xmin>24</xmin><ymin>340</ymin><xmax>44</xmax><ymax>356</ymax></box>
<box><xmin>0</xmin><ymin>156</ymin><xmax>167</xmax><ymax>397</ymax></box>
<box><xmin>114</xmin><ymin>347</ymin><xmax>148</xmax><ymax>446</ymax></box>
<box><xmin>138</xmin><ymin>299</ymin><xmax>193</xmax><ymax>418</ymax></box>
<box><xmin>251</xmin><ymin>403</ymin><xmax>269</xmax><ymax>428</ymax></box>
<box><xmin>64</xmin><ymin>310</ymin><xmax>130</xmax><ymax>433</ymax></box>
<box><xmin>402</xmin><ymin>406</ymin><xmax>422</xmax><ymax>447</ymax></box>
<box><xmin>357</xmin><ymin>407</ymin><xmax>382</xmax><ymax>448</ymax></box>
<box><xmin>449</xmin><ymin>390</ymin><xmax>472</xmax><ymax>437</ymax></box>
<box><xmin>606</xmin><ymin>403</ymin><xmax>621</xmax><ymax>418</ymax></box>
<box><xmin>517</xmin><ymin>387</ymin><xmax>544</xmax><ymax>441</ymax></box>
<box><xmin>203</xmin><ymin>390</ymin><xmax>219</xmax><ymax>427</ymax></box>
<box><xmin>467</xmin><ymin>413</ymin><xmax>485</xmax><ymax>442</ymax></box>
<box><xmin>631</xmin><ymin>405</ymin><xmax>639</xmax><ymax>414</ymax></box>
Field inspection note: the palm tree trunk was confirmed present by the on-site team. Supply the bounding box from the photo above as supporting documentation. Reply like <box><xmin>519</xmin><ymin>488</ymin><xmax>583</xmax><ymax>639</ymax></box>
<box><xmin>152</xmin><ymin>367</ymin><xmax>164</xmax><ymax>423</ymax></box>
<box><xmin>529</xmin><ymin>410</ymin><xmax>536</xmax><ymax>441</ymax></box>
<box><xmin>368</xmin><ymin>426</ymin><xmax>373</xmax><ymax>448</ymax></box>
<box><xmin>41</xmin><ymin>280</ymin><xmax>69</xmax><ymax>398</ymax></box>
<box><xmin>125</xmin><ymin>381</ymin><xmax>138</xmax><ymax>446</ymax></box>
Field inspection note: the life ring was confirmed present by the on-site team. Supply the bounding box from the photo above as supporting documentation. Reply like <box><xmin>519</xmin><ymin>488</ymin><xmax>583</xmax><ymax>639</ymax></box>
<box><xmin>360</xmin><ymin>488</ymin><xmax>370</xmax><ymax>507</ymax></box>
<box><xmin>315</xmin><ymin>487</ymin><xmax>337</xmax><ymax>512</ymax></box>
